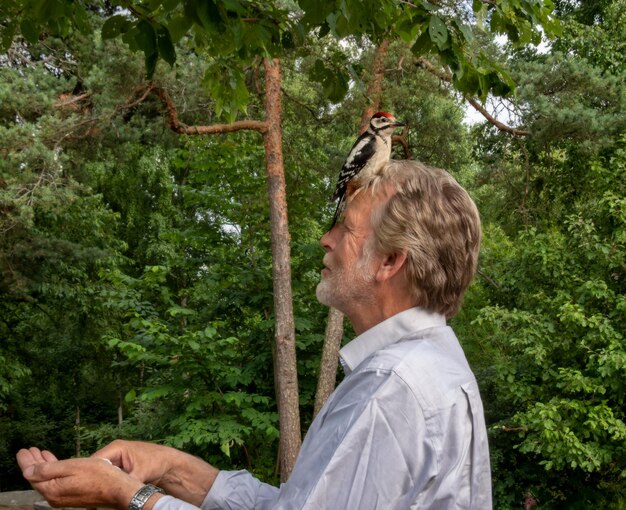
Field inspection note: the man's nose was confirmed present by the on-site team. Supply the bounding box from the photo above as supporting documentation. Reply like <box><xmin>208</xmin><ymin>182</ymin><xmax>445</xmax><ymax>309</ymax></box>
<box><xmin>320</xmin><ymin>229</ymin><xmax>333</xmax><ymax>252</ymax></box>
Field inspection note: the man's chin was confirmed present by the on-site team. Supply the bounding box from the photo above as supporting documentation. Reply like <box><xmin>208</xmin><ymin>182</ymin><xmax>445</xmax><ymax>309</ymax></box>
<box><xmin>315</xmin><ymin>282</ymin><xmax>333</xmax><ymax>308</ymax></box>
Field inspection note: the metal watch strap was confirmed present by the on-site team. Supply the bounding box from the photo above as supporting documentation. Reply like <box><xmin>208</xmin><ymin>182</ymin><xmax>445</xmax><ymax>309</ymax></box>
<box><xmin>128</xmin><ymin>484</ymin><xmax>165</xmax><ymax>510</ymax></box>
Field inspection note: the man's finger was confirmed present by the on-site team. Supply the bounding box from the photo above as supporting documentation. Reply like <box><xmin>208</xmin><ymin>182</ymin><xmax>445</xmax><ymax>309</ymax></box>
<box><xmin>92</xmin><ymin>443</ymin><xmax>124</xmax><ymax>468</ymax></box>
<box><xmin>22</xmin><ymin>458</ymin><xmax>90</xmax><ymax>483</ymax></box>
<box><xmin>42</xmin><ymin>450</ymin><xmax>58</xmax><ymax>462</ymax></box>
<box><xmin>16</xmin><ymin>448</ymin><xmax>39</xmax><ymax>471</ymax></box>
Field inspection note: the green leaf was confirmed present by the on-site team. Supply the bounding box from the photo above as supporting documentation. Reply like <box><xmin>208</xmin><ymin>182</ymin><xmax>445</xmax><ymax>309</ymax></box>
<box><xmin>196</xmin><ymin>0</ymin><xmax>222</xmax><ymax>28</ymax></box>
<box><xmin>428</xmin><ymin>15</ymin><xmax>448</xmax><ymax>50</ymax></box>
<box><xmin>37</xmin><ymin>0</ymin><xmax>65</xmax><ymax>22</ymax></box>
<box><xmin>157</xmin><ymin>26</ymin><xmax>177</xmax><ymax>66</ymax></box>
<box><xmin>411</xmin><ymin>30</ymin><xmax>433</xmax><ymax>56</ymax></box>
<box><xmin>135</xmin><ymin>20</ymin><xmax>157</xmax><ymax>55</ymax></box>
<box><xmin>221</xmin><ymin>0</ymin><xmax>246</xmax><ymax>16</ymax></box>
<box><xmin>220</xmin><ymin>441</ymin><xmax>231</xmax><ymax>457</ymax></box>
<box><xmin>318</xmin><ymin>20</ymin><xmax>331</xmax><ymax>38</ymax></box>
<box><xmin>145</xmin><ymin>50</ymin><xmax>158</xmax><ymax>79</ymax></box>
<box><xmin>1</xmin><ymin>21</ymin><xmax>18</xmax><ymax>51</ymax></box>
<box><xmin>454</xmin><ymin>19</ymin><xmax>473</xmax><ymax>42</ymax></box>
<box><xmin>453</xmin><ymin>67</ymin><xmax>480</xmax><ymax>96</ymax></box>
<box><xmin>419</xmin><ymin>0</ymin><xmax>439</xmax><ymax>11</ymax></box>
<box><xmin>183</xmin><ymin>0</ymin><xmax>203</xmax><ymax>27</ymax></box>
<box><xmin>307</xmin><ymin>59</ymin><xmax>349</xmax><ymax>103</ymax></box>
<box><xmin>167</xmin><ymin>15</ymin><xmax>194</xmax><ymax>43</ymax></box>
<box><xmin>396</xmin><ymin>18</ymin><xmax>423</xmax><ymax>43</ymax></box>
<box><xmin>122</xmin><ymin>29</ymin><xmax>139</xmax><ymax>51</ymax></box>
<box><xmin>20</xmin><ymin>19</ymin><xmax>39</xmax><ymax>44</ymax></box>
<box><xmin>300</xmin><ymin>0</ymin><xmax>330</xmax><ymax>26</ymax></box>
<box><xmin>102</xmin><ymin>15</ymin><xmax>130</xmax><ymax>40</ymax></box>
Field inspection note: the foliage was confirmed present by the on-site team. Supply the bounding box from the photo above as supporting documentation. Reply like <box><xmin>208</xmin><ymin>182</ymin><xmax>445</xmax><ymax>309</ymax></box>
<box><xmin>0</xmin><ymin>165</ymin><xmax>127</xmax><ymax>488</ymax></box>
<box><xmin>462</xmin><ymin>0</ymin><xmax>626</xmax><ymax>498</ymax></box>
<box><xmin>98</xmin><ymin>265</ymin><xmax>280</xmax><ymax>469</ymax></box>
<box><xmin>458</xmin><ymin>3</ymin><xmax>626</xmax><ymax>506</ymax></box>
<box><xmin>0</xmin><ymin>0</ymin><xmax>561</xmax><ymax>112</ymax></box>
<box><xmin>471</xmin><ymin>145</ymin><xmax>626</xmax><ymax>505</ymax></box>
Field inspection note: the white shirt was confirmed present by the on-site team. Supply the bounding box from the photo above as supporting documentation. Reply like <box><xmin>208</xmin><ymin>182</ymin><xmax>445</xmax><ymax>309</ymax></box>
<box><xmin>156</xmin><ymin>307</ymin><xmax>492</xmax><ymax>510</ymax></box>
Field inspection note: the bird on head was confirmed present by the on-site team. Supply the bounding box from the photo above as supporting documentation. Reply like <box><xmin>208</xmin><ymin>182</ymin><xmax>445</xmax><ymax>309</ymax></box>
<box><xmin>330</xmin><ymin>111</ymin><xmax>405</xmax><ymax>228</ymax></box>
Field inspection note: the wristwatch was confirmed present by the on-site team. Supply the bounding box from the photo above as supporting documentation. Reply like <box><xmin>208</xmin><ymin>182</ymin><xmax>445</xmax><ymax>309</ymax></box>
<box><xmin>128</xmin><ymin>484</ymin><xmax>165</xmax><ymax>510</ymax></box>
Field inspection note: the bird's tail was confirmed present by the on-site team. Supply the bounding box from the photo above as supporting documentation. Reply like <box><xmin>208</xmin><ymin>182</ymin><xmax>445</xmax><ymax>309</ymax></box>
<box><xmin>329</xmin><ymin>196</ymin><xmax>345</xmax><ymax>230</ymax></box>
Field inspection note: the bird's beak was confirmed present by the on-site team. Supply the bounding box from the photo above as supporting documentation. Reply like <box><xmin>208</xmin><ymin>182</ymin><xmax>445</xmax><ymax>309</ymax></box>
<box><xmin>393</xmin><ymin>120</ymin><xmax>406</xmax><ymax>128</ymax></box>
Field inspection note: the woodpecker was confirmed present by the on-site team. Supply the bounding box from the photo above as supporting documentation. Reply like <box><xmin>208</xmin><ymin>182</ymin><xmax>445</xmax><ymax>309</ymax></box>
<box><xmin>330</xmin><ymin>111</ymin><xmax>405</xmax><ymax>227</ymax></box>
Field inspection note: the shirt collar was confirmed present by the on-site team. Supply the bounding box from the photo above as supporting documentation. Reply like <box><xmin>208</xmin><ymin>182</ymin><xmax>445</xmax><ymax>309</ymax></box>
<box><xmin>339</xmin><ymin>307</ymin><xmax>446</xmax><ymax>374</ymax></box>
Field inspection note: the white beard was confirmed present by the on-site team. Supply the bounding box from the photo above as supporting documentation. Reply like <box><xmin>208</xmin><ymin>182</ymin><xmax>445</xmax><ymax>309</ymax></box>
<box><xmin>316</xmin><ymin>250</ymin><xmax>377</xmax><ymax>313</ymax></box>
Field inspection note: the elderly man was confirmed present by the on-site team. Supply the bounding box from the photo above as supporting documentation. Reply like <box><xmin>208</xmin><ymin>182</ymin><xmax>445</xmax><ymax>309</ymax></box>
<box><xmin>18</xmin><ymin>160</ymin><xmax>491</xmax><ymax>509</ymax></box>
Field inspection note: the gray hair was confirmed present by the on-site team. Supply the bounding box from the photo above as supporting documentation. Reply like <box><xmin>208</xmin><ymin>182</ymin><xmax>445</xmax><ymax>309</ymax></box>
<box><xmin>362</xmin><ymin>159</ymin><xmax>481</xmax><ymax>318</ymax></box>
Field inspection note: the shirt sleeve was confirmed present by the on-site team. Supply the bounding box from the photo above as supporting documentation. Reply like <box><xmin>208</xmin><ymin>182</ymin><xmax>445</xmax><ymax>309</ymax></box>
<box><xmin>201</xmin><ymin>470</ymin><xmax>279</xmax><ymax>510</ymax></box>
<box><xmin>151</xmin><ymin>471</ymin><xmax>279</xmax><ymax>510</ymax></box>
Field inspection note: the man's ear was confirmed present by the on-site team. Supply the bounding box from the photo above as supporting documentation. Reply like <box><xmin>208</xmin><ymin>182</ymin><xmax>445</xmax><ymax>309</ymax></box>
<box><xmin>375</xmin><ymin>250</ymin><xmax>407</xmax><ymax>283</ymax></box>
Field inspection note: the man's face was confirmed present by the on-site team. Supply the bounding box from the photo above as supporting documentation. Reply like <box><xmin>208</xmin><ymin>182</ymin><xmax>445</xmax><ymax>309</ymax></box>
<box><xmin>316</xmin><ymin>190</ymin><xmax>386</xmax><ymax>315</ymax></box>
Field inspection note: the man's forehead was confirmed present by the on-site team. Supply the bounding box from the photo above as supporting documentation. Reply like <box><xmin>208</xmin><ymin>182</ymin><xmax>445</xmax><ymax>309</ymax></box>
<box><xmin>346</xmin><ymin>184</ymin><xmax>394</xmax><ymax>210</ymax></box>
<box><xmin>344</xmin><ymin>187</ymin><xmax>390</xmax><ymax>223</ymax></box>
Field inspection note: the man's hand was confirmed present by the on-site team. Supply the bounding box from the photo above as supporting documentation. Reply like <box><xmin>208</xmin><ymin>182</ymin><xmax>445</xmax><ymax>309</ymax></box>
<box><xmin>91</xmin><ymin>440</ymin><xmax>175</xmax><ymax>486</ymax></box>
<box><xmin>17</xmin><ymin>447</ymin><xmax>145</xmax><ymax>510</ymax></box>
<box><xmin>92</xmin><ymin>440</ymin><xmax>219</xmax><ymax>507</ymax></box>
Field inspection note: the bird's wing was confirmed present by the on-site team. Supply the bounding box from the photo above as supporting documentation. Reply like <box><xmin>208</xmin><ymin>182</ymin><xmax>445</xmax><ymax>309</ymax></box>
<box><xmin>331</xmin><ymin>133</ymin><xmax>376</xmax><ymax>201</ymax></box>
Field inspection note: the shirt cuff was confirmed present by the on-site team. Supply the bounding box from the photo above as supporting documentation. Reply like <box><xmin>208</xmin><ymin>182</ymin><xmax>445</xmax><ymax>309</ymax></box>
<box><xmin>201</xmin><ymin>470</ymin><xmax>279</xmax><ymax>510</ymax></box>
<box><xmin>153</xmin><ymin>495</ymin><xmax>200</xmax><ymax>510</ymax></box>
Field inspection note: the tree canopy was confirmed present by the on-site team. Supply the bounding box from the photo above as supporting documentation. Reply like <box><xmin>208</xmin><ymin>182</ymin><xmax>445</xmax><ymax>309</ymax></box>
<box><xmin>2</xmin><ymin>0</ymin><xmax>560</xmax><ymax>113</ymax></box>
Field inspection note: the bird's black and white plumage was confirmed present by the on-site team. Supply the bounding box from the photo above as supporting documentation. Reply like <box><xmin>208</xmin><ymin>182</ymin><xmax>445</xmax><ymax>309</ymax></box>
<box><xmin>330</xmin><ymin>111</ymin><xmax>405</xmax><ymax>227</ymax></box>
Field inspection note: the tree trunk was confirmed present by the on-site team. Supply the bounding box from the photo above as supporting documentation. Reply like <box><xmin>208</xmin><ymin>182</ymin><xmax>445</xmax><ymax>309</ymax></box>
<box><xmin>262</xmin><ymin>57</ymin><xmax>301</xmax><ymax>482</ymax></box>
<box><xmin>359</xmin><ymin>39</ymin><xmax>391</xmax><ymax>132</ymax></box>
<box><xmin>117</xmin><ymin>372</ymin><xmax>124</xmax><ymax>426</ymax></box>
<box><xmin>313</xmin><ymin>307</ymin><xmax>344</xmax><ymax>418</ymax></box>
<box><xmin>314</xmin><ymin>41</ymin><xmax>390</xmax><ymax>416</ymax></box>
<box><xmin>75</xmin><ymin>405</ymin><xmax>81</xmax><ymax>457</ymax></box>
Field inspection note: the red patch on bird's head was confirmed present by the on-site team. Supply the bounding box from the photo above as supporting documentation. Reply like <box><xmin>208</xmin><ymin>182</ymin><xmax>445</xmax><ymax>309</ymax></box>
<box><xmin>373</xmin><ymin>111</ymin><xmax>395</xmax><ymax>119</ymax></box>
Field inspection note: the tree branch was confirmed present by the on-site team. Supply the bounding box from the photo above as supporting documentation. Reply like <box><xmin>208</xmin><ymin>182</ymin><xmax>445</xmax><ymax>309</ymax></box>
<box><xmin>146</xmin><ymin>83</ymin><xmax>268</xmax><ymax>134</ymax></box>
<box><xmin>280</xmin><ymin>87</ymin><xmax>325</xmax><ymax>122</ymax></box>
<box><xmin>359</xmin><ymin>39</ymin><xmax>391</xmax><ymax>134</ymax></box>
<box><xmin>465</xmin><ymin>96</ymin><xmax>531</xmax><ymax>136</ymax></box>
<box><xmin>50</xmin><ymin>82</ymin><xmax>269</xmax><ymax>145</ymax></box>
<box><xmin>501</xmin><ymin>425</ymin><xmax>529</xmax><ymax>433</ymax></box>
<box><xmin>392</xmin><ymin>125</ymin><xmax>411</xmax><ymax>159</ymax></box>
<box><xmin>477</xmin><ymin>268</ymin><xmax>500</xmax><ymax>289</ymax></box>
<box><xmin>53</xmin><ymin>92</ymin><xmax>93</xmax><ymax>110</ymax></box>
<box><xmin>416</xmin><ymin>57</ymin><xmax>531</xmax><ymax>136</ymax></box>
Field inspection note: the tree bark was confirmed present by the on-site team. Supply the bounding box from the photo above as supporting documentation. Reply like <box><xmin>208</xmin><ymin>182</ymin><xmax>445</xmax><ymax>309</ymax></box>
<box><xmin>359</xmin><ymin>39</ymin><xmax>391</xmax><ymax>132</ymax></box>
<box><xmin>75</xmin><ymin>405</ymin><xmax>81</xmax><ymax>457</ymax></box>
<box><xmin>313</xmin><ymin>307</ymin><xmax>344</xmax><ymax>418</ymax></box>
<box><xmin>262</xmin><ymin>58</ymin><xmax>301</xmax><ymax>482</ymax></box>
<box><xmin>117</xmin><ymin>373</ymin><xmax>124</xmax><ymax>426</ymax></box>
